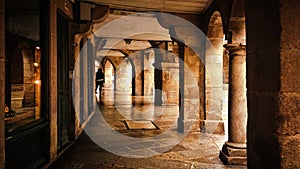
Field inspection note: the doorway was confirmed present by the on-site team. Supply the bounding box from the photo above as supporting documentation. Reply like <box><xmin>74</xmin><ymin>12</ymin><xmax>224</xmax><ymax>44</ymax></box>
<box><xmin>57</xmin><ymin>13</ymin><xmax>70</xmax><ymax>149</ymax></box>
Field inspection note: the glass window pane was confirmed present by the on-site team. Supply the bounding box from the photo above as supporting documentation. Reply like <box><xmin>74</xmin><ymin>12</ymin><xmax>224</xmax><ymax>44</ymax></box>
<box><xmin>5</xmin><ymin>9</ymin><xmax>42</xmax><ymax>131</ymax></box>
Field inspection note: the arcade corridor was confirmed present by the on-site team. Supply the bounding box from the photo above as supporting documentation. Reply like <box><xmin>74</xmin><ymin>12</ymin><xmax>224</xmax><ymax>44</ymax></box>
<box><xmin>1</xmin><ymin>0</ymin><xmax>300</xmax><ymax>169</ymax></box>
<box><xmin>49</xmin><ymin>96</ymin><xmax>237</xmax><ymax>169</ymax></box>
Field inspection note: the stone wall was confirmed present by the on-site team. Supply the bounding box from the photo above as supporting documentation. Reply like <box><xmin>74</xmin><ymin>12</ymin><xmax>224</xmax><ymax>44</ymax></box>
<box><xmin>49</xmin><ymin>1</ymin><xmax>58</xmax><ymax>161</ymax></box>
<box><xmin>205</xmin><ymin>11</ymin><xmax>224</xmax><ymax>134</ymax></box>
<box><xmin>161</xmin><ymin>62</ymin><xmax>179</xmax><ymax>105</ymax></box>
<box><xmin>104</xmin><ymin>60</ymin><xmax>114</xmax><ymax>89</ymax></box>
<box><xmin>277</xmin><ymin>0</ymin><xmax>300</xmax><ymax>167</ymax></box>
<box><xmin>20</xmin><ymin>45</ymin><xmax>35</xmax><ymax>107</ymax></box>
<box><xmin>246</xmin><ymin>0</ymin><xmax>300</xmax><ymax>168</ymax></box>
<box><xmin>105</xmin><ymin>56</ymin><xmax>132</xmax><ymax>105</ymax></box>
<box><xmin>143</xmin><ymin>49</ymin><xmax>155</xmax><ymax>96</ymax></box>
<box><xmin>106</xmin><ymin>56</ymin><xmax>132</xmax><ymax>92</ymax></box>
<box><xmin>0</xmin><ymin>0</ymin><xmax>5</xmax><ymax>167</ymax></box>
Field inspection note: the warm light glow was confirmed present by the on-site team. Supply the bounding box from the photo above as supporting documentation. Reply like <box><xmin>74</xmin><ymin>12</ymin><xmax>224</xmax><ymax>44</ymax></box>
<box><xmin>34</xmin><ymin>80</ymin><xmax>41</xmax><ymax>85</ymax></box>
<box><xmin>223</xmin><ymin>34</ymin><xmax>228</xmax><ymax>44</ymax></box>
<box><xmin>95</xmin><ymin>61</ymin><xmax>99</xmax><ymax>67</ymax></box>
<box><xmin>34</xmin><ymin>63</ymin><xmax>39</xmax><ymax>67</ymax></box>
<box><xmin>36</xmin><ymin>46</ymin><xmax>40</xmax><ymax>50</ymax></box>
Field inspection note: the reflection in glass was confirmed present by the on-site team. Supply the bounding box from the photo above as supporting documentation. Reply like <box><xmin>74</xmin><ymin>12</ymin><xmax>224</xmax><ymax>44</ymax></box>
<box><xmin>5</xmin><ymin>13</ymin><xmax>41</xmax><ymax>131</ymax></box>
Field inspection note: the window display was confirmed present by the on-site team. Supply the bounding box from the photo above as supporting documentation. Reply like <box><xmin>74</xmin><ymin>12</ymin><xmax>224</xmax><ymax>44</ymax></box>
<box><xmin>5</xmin><ymin>11</ymin><xmax>42</xmax><ymax>131</ymax></box>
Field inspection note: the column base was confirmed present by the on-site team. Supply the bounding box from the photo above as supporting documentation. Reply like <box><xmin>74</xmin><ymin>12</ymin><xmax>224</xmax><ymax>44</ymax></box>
<box><xmin>219</xmin><ymin>142</ymin><xmax>247</xmax><ymax>166</ymax></box>
<box><xmin>177</xmin><ymin>118</ymin><xmax>200</xmax><ymax>133</ymax></box>
<box><xmin>200</xmin><ymin>120</ymin><xmax>225</xmax><ymax>135</ymax></box>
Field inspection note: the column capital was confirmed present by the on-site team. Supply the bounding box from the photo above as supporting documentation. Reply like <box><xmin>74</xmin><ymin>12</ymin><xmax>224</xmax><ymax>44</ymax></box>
<box><xmin>224</xmin><ymin>43</ymin><xmax>246</xmax><ymax>56</ymax></box>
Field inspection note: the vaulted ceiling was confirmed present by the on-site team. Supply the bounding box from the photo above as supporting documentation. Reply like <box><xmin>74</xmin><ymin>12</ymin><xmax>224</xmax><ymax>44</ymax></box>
<box><xmin>87</xmin><ymin>0</ymin><xmax>215</xmax><ymax>57</ymax></box>
<box><xmin>85</xmin><ymin>0</ymin><xmax>214</xmax><ymax>14</ymax></box>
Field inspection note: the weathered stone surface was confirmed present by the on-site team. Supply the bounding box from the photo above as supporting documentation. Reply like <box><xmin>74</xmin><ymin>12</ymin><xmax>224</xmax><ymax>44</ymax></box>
<box><xmin>222</xmin><ymin>142</ymin><xmax>246</xmax><ymax>157</ymax></box>
<box><xmin>171</xmin><ymin>26</ymin><xmax>206</xmax><ymax>49</ymax></box>
<box><xmin>177</xmin><ymin>119</ymin><xmax>200</xmax><ymax>133</ymax></box>
<box><xmin>49</xmin><ymin>2</ymin><xmax>58</xmax><ymax>162</ymax></box>
<box><xmin>219</xmin><ymin>150</ymin><xmax>247</xmax><ymax>166</ymax></box>
<box><xmin>205</xmin><ymin>18</ymin><xmax>224</xmax><ymax>137</ymax></box>
<box><xmin>0</xmin><ymin>0</ymin><xmax>4</xmax><ymax>167</ymax></box>
<box><xmin>161</xmin><ymin>62</ymin><xmax>179</xmax><ymax>105</ymax></box>
<box><xmin>209</xmin><ymin>39</ymin><xmax>224</xmax><ymax>54</ymax></box>
<box><xmin>207</xmin><ymin>25</ymin><xmax>223</xmax><ymax>39</ymax></box>
<box><xmin>279</xmin><ymin>134</ymin><xmax>300</xmax><ymax>168</ymax></box>
<box><xmin>280</xmin><ymin>49</ymin><xmax>300</xmax><ymax>93</ymax></box>
<box><xmin>247</xmin><ymin>0</ymin><xmax>300</xmax><ymax>168</ymax></box>
<box><xmin>200</xmin><ymin>120</ymin><xmax>225</xmax><ymax>134</ymax></box>
<box><xmin>278</xmin><ymin>93</ymin><xmax>300</xmax><ymax>135</ymax></box>
<box><xmin>206</xmin><ymin>111</ymin><xmax>223</xmax><ymax>120</ymax></box>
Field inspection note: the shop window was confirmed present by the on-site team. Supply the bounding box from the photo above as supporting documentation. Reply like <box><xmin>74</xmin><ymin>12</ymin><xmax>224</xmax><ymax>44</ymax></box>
<box><xmin>5</xmin><ymin>4</ymin><xmax>43</xmax><ymax>132</ymax></box>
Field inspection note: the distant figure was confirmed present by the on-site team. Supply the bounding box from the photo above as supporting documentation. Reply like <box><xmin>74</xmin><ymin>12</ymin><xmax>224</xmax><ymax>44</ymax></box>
<box><xmin>95</xmin><ymin>68</ymin><xmax>105</xmax><ymax>95</ymax></box>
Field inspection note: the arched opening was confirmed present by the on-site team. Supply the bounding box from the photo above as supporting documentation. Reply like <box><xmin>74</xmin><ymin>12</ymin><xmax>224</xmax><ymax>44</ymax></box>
<box><xmin>96</xmin><ymin>58</ymin><xmax>116</xmax><ymax>105</ymax></box>
<box><xmin>205</xmin><ymin>11</ymin><xmax>228</xmax><ymax>135</ymax></box>
<box><xmin>124</xmin><ymin>56</ymin><xmax>136</xmax><ymax>97</ymax></box>
<box><xmin>104</xmin><ymin>59</ymin><xmax>115</xmax><ymax>90</ymax></box>
<box><xmin>143</xmin><ymin>49</ymin><xmax>155</xmax><ymax>104</ymax></box>
<box><xmin>114</xmin><ymin>56</ymin><xmax>133</xmax><ymax>106</ymax></box>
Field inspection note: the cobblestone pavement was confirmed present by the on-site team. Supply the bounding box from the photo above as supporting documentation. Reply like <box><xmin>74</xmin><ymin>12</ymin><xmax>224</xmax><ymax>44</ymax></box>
<box><xmin>49</xmin><ymin>103</ymin><xmax>246</xmax><ymax>169</ymax></box>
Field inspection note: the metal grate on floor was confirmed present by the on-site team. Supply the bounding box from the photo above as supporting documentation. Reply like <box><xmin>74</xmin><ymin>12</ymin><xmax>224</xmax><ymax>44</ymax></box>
<box><xmin>124</xmin><ymin>120</ymin><xmax>159</xmax><ymax>130</ymax></box>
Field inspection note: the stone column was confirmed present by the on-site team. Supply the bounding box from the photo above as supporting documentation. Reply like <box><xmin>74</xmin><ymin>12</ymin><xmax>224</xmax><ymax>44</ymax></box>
<box><xmin>220</xmin><ymin>44</ymin><xmax>247</xmax><ymax>165</ymax></box>
<box><xmin>49</xmin><ymin>2</ymin><xmax>58</xmax><ymax>162</ymax></box>
<box><xmin>177</xmin><ymin>43</ymin><xmax>200</xmax><ymax>133</ymax></box>
<box><xmin>161</xmin><ymin>62</ymin><xmax>179</xmax><ymax>105</ymax></box>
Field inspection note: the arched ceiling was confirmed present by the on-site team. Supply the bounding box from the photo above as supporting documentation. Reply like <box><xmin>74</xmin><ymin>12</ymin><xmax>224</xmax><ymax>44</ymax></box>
<box><xmin>90</xmin><ymin>0</ymin><xmax>214</xmax><ymax>58</ymax></box>
<box><xmin>97</xmin><ymin>49</ymin><xmax>125</xmax><ymax>57</ymax></box>
<box><xmin>93</xmin><ymin>14</ymin><xmax>171</xmax><ymax>41</ymax></box>
<box><xmin>82</xmin><ymin>0</ymin><xmax>214</xmax><ymax>14</ymax></box>
<box><xmin>94</xmin><ymin>12</ymin><xmax>171</xmax><ymax>58</ymax></box>
<box><xmin>99</xmin><ymin>38</ymin><xmax>152</xmax><ymax>51</ymax></box>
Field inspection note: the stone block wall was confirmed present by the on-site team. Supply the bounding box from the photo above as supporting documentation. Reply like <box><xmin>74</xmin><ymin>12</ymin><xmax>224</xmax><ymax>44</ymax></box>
<box><xmin>161</xmin><ymin>62</ymin><xmax>179</xmax><ymax>105</ymax></box>
<box><xmin>0</xmin><ymin>0</ymin><xmax>5</xmax><ymax>167</ymax></box>
<box><xmin>277</xmin><ymin>0</ymin><xmax>300</xmax><ymax>168</ymax></box>
<box><xmin>204</xmin><ymin>11</ymin><xmax>225</xmax><ymax>134</ymax></box>
<box><xmin>143</xmin><ymin>49</ymin><xmax>155</xmax><ymax>96</ymax></box>
<box><xmin>104</xmin><ymin>60</ymin><xmax>114</xmax><ymax>89</ymax></box>
<box><xmin>20</xmin><ymin>46</ymin><xmax>35</xmax><ymax>107</ymax></box>
<box><xmin>246</xmin><ymin>0</ymin><xmax>300</xmax><ymax>168</ymax></box>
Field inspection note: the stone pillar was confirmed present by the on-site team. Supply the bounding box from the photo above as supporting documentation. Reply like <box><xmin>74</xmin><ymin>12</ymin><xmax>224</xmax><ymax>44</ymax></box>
<box><xmin>143</xmin><ymin>50</ymin><xmax>155</xmax><ymax>96</ymax></box>
<box><xmin>177</xmin><ymin>44</ymin><xmax>200</xmax><ymax>133</ymax></box>
<box><xmin>49</xmin><ymin>1</ymin><xmax>58</xmax><ymax>162</ymax></box>
<box><xmin>220</xmin><ymin>44</ymin><xmax>247</xmax><ymax>165</ymax></box>
<box><xmin>161</xmin><ymin>62</ymin><xmax>179</xmax><ymax>105</ymax></box>
<box><xmin>115</xmin><ymin>57</ymin><xmax>132</xmax><ymax>106</ymax></box>
<box><xmin>73</xmin><ymin>23</ymin><xmax>93</xmax><ymax>138</ymax></box>
<box><xmin>87</xmin><ymin>36</ymin><xmax>96</xmax><ymax>115</ymax></box>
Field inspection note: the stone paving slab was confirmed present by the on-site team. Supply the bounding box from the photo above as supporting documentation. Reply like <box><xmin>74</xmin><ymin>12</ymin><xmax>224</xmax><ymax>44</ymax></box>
<box><xmin>125</xmin><ymin>120</ymin><xmax>158</xmax><ymax>130</ymax></box>
<box><xmin>49</xmin><ymin>104</ymin><xmax>246</xmax><ymax>169</ymax></box>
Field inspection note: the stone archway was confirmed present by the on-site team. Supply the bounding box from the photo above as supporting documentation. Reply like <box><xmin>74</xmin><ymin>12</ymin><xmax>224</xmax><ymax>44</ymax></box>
<box><xmin>104</xmin><ymin>59</ymin><xmax>115</xmax><ymax>90</ymax></box>
<box><xmin>204</xmin><ymin>11</ymin><xmax>226</xmax><ymax>134</ymax></box>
